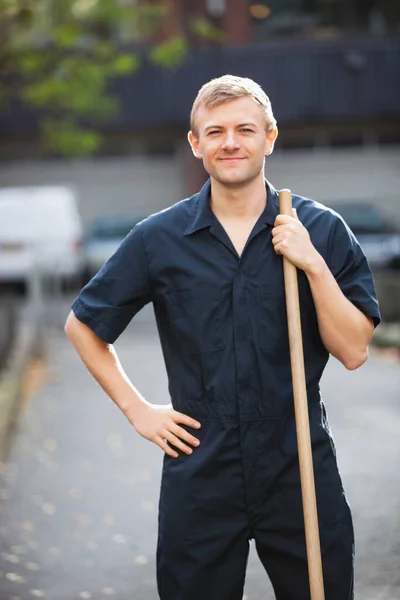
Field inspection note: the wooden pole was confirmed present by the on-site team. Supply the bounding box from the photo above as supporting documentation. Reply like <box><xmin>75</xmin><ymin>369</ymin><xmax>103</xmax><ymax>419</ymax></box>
<box><xmin>279</xmin><ymin>189</ymin><xmax>325</xmax><ymax>600</ymax></box>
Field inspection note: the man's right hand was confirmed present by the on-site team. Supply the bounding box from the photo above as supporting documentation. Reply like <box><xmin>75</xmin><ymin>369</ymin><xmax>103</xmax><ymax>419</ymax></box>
<box><xmin>131</xmin><ymin>403</ymin><xmax>201</xmax><ymax>458</ymax></box>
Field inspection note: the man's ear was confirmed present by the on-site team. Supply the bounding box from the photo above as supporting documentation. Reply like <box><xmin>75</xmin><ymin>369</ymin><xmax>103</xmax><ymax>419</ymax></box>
<box><xmin>188</xmin><ymin>130</ymin><xmax>202</xmax><ymax>159</ymax></box>
<box><xmin>265</xmin><ymin>127</ymin><xmax>278</xmax><ymax>156</ymax></box>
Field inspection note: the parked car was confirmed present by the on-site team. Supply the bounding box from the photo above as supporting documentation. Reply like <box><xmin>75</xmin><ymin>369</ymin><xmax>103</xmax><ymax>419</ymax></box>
<box><xmin>331</xmin><ymin>202</ymin><xmax>400</xmax><ymax>271</ymax></box>
<box><xmin>83</xmin><ymin>214</ymin><xmax>147</xmax><ymax>281</ymax></box>
<box><xmin>0</xmin><ymin>186</ymin><xmax>84</xmax><ymax>290</ymax></box>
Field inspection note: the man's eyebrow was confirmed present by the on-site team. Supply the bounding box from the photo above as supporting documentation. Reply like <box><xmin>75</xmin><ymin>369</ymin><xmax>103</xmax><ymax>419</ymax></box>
<box><xmin>204</xmin><ymin>125</ymin><xmax>222</xmax><ymax>132</ymax></box>
<box><xmin>237</xmin><ymin>122</ymin><xmax>258</xmax><ymax>129</ymax></box>
<box><xmin>204</xmin><ymin>122</ymin><xmax>259</xmax><ymax>132</ymax></box>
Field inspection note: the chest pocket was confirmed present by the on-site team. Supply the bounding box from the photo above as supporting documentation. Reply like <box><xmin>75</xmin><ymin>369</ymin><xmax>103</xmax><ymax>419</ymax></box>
<box><xmin>258</xmin><ymin>282</ymin><xmax>324</xmax><ymax>359</ymax></box>
<box><xmin>258</xmin><ymin>286</ymin><xmax>290</xmax><ymax>354</ymax></box>
<box><xmin>169</xmin><ymin>287</ymin><xmax>225</xmax><ymax>355</ymax></box>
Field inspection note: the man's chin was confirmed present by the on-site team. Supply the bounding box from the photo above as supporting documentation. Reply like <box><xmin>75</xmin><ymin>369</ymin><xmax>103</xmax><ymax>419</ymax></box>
<box><xmin>213</xmin><ymin>172</ymin><xmax>254</xmax><ymax>187</ymax></box>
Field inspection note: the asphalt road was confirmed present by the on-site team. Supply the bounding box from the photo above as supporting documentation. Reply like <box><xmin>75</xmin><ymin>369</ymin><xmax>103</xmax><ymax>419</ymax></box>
<box><xmin>0</xmin><ymin>306</ymin><xmax>399</xmax><ymax>600</ymax></box>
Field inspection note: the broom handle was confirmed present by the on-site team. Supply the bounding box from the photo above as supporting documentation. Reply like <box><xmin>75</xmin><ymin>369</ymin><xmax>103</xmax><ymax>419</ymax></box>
<box><xmin>278</xmin><ymin>189</ymin><xmax>325</xmax><ymax>600</ymax></box>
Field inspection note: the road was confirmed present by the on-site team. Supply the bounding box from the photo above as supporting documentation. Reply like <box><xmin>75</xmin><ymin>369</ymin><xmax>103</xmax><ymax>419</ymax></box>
<box><xmin>0</xmin><ymin>305</ymin><xmax>399</xmax><ymax>600</ymax></box>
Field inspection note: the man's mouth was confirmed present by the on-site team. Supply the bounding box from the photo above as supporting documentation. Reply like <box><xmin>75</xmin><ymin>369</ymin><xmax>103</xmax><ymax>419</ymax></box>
<box><xmin>219</xmin><ymin>157</ymin><xmax>245</xmax><ymax>162</ymax></box>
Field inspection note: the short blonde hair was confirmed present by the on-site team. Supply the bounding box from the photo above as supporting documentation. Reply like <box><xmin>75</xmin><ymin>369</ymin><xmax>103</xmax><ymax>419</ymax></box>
<box><xmin>190</xmin><ymin>74</ymin><xmax>277</xmax><ymax>135</ymax></box>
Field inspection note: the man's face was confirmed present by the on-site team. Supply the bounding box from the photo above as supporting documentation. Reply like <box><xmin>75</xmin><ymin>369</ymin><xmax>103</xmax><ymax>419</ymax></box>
<box><xmin>188</xmin><ymin>96</ymin><xmax>277</xmax><ymax>187</ymax></box>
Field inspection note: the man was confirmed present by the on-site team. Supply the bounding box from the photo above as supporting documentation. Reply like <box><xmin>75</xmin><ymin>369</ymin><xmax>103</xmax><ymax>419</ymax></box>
<box><xmin>65</xmin><ymin>75</ymin><xmax>380</xmax><ymax>600</ymax></box>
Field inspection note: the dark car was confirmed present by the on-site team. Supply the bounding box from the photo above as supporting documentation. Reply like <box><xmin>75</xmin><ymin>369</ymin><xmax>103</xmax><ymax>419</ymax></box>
<box><xmin>83</xmin><ymin>214</ymin><xmax>147</xmax><ymax>282</ymax></box>
<box><xmin>331</xmin><ymin>203</ymin><xmax>400</xmax><ymax>271</ymax></box>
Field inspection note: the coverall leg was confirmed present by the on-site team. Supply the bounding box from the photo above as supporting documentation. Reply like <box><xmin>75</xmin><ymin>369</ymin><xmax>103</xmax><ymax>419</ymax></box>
<box><xmin>249</xmin><ymin>402</ymin><xmax>354</xmax><ymax>600</ymax></box>
<box><xmin>156</xmin><ymin>405</ymin><xmax>354</xmax><ymax>600</ymax></box>
<box><xmin>156</xmin><ymin>421</ymin><xmax>251</xmax><ymax>600</ymax></box>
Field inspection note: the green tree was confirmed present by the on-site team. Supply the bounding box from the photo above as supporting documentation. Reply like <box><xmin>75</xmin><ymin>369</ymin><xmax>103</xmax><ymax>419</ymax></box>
<box><xmin>0</xmin><ymin>0</ymin><xmax>222</xmax><ymax>157</ymax></box>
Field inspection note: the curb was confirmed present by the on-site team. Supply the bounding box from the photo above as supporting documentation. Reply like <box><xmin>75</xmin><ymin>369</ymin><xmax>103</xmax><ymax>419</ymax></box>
<box><xmin>0</xmin><ymin>322</ymin><xmax>37</xmax><ymax>463</ymax></box>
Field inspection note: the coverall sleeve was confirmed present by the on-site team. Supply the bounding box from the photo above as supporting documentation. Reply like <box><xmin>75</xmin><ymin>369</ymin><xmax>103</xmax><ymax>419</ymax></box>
<box><xmin>326</xmin><ymin>214</ymin><xmax>381</xmax><ymax>327</ymax></box>
<box><xmin>71</xmin><ymin>224</ymin><xmax>153</xmax><ymax>344</ymax></box>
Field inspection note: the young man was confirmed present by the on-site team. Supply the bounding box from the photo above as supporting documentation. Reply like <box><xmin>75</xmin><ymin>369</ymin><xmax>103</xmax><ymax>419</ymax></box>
<box><xmin>65</xmin><ymin>75</ymin><xmax>380</xmax><ymax>599</ymax></box>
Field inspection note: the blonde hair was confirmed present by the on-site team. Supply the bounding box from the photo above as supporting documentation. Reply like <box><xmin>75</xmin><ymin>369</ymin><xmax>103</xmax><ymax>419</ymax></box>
<box><xmin>190</xmin><ymin>74</ymin><xmax>277</xmax><ymax>135</ymax></box>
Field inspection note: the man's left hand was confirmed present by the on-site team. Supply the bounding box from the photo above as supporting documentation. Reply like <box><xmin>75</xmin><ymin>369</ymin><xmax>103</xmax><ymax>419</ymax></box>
<box><xmin>272</xmin><ymin>209</ymin><xmax>321</xmax><ymax>272</ymax></box>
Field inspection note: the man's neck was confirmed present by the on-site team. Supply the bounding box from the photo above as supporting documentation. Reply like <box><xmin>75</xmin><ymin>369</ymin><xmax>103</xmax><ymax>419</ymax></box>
<box><xmin>209</xmin><ymin>175</ymin><xmax>267</xmax><ymax>221</ymax></box>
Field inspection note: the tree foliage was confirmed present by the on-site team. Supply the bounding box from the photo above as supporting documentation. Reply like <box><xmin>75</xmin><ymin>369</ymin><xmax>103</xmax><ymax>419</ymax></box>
<box><xmin>0</xmin><ymin>0</ymin><xmax>222</xmax><ymax>156</ymax></box>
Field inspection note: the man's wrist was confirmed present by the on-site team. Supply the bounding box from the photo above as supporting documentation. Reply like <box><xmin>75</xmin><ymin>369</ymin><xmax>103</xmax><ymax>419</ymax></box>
<box><xmin>303</xmin><ymin>251</ymin><xmax>327</xmax><ymax>278</ymax></box>
<box><xmin>118</xmin><ymin>391</ymin><xmax>150</xmax><ymax>424</ymax></box>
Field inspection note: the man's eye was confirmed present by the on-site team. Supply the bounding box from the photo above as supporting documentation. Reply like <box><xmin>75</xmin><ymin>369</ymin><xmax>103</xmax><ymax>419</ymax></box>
<box><xmin>241</xmin><ymin>128</ymin><xmax>254</xmax><ymax>133</ymax></box>
<box><xmin>208</xmin><ymin>130</ymin><xmax>220</xmax><ymax>135</ymax></box>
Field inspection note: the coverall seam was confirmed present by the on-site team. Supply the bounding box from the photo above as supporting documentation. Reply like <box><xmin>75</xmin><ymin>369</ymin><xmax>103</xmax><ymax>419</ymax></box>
<box><xmin>184</xmin><ymin>401</ymin><xmax>321</xmax><ymax>422</ymax></box>
<box><xmin>231</xmin><ymin>259</ymin><xmax>258</xmax><ymax>535</ymax></box>
<box><xmin>138</xmin><ymin>224</ymin><xmax>155</xmax><ymax>300</ymax></box>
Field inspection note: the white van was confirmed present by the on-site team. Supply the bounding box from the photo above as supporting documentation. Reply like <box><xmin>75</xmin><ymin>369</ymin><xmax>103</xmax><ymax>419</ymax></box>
<box><xmin>0</xmin><ymin>186</ymin><xmax>84</xmax><ymax>287</ymax></box>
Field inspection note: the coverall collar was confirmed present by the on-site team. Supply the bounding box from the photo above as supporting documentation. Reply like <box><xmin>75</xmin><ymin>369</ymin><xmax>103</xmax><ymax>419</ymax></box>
<box><xmin>184</xmin><ymin>177</ymin><xmax>280</xmax><ymax>236</ymax></box>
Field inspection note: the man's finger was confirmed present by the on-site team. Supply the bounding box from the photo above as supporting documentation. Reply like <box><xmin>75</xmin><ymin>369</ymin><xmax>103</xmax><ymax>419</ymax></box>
<box><xmin>272</xmin><ymin>225</ymin><xmax>291</xmax><ymax>236</ymax></box>
<box><xmin>274</xmin><ymin>240</ymin><xmax>288</xmax><ymax>254</ymax></box>
<box><xmin>173</xmin><ymin>411</ymin><xmax>201</xmax><ymax>429</ymax></box>
<box><xmin>271</xmin><ymin>233</ymin><xmax>285</xmax><ymax>246</ymax></box>
<box><xmin>157</xmin><ymin>437</ymin><xmax>179</xmax><ymax>458</ymax></box>
<box><xmin>171</xmin><ymin>424</ymin><xmax>200</xmax><ymax>447</ymax></box>
<box><xmin>163</xmin><ymin>431</ymin><xmax>193</xmax><ymax>455</ymax></box>
<box><xmin>292</xmin><ymin>207</ymin><xmax>299</xmax><ymax>220</ymax></box>
<box><xmin>274</xmin><ymin>214</ymin><xmax>294</xmax><ymax>226</ymax></box>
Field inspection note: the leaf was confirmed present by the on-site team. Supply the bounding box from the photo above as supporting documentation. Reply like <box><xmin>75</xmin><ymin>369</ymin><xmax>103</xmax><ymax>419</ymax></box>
<box><xmin>113</xmin><ymin>53</ymin><xmax>139</xmax><ymax>75</ymax></box>
<box><xmin>132</xmin><ymin>2</ymin><xmax>171</xmax><ymax>36</ymax></box>
<box><xmin>96</xmin><ymin>42</ymin><xmax>114</xmax><ymax>59</ymax></box>
<box><xmin>41</xmin><ymin>118</ymin><xmax>102</xmax><ymax>157</ymax></box>
<box><xmin>88</xmin><ymin>0</ymin><xmax>124</xmax><ymax>25</ymax></box>
<box><xmin>189</xmin><ymin>17</ymin><xmax>225</xmax><ymax>43</ymax></box>
<box><xmin>149</xmin><ymin>35</ymin><xmax>188</xmax><ymax>69</ymax></box>
<box><xmin>53</xmin><ymin>24</ymin><xmax>81</xmax><ymax>48</ymax></box>
<box><xmin>18</xmin><ymin>52</ymin><xmax>49</xmax><ymax>76</ymax></box>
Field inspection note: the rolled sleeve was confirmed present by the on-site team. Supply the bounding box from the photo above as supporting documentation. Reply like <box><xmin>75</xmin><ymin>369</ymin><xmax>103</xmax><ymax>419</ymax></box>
<box><xmin>327</xmin><ymin>214</ymin><xmax>381</xmax><ymax>327</ymax></box>
<box><xmin>72</xmin><ymin>224</ymin><xmax>153</xmax><ymax>343</ymax></box>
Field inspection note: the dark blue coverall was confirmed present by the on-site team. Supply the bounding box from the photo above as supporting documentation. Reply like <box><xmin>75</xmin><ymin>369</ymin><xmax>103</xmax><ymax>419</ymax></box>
<box><xmin>72</xmin><ymin>180</ymin><xmax>381</xmax><ymax>600</ymax></box>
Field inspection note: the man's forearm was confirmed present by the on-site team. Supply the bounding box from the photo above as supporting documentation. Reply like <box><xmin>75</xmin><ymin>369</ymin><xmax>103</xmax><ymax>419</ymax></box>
<box><xmin>64</xmin><ymin>311</ymin><xmax>149</xmax><ymax>422</ymax></box>
<box><xmin>304</xmin><ymin>256</ymin><xmax>374</xmax><ymax>370</ymax></box>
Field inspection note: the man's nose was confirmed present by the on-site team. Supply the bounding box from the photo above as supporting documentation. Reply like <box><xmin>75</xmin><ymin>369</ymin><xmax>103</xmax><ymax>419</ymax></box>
<box><xmin>221</xmin><ymin>132</ymin><xmax>240</xmax><ymax>150</ymax></box>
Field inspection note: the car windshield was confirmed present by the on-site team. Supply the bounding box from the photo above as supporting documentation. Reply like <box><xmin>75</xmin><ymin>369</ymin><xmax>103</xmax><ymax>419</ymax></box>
<box><xmin>333</xmin><ymin>205</ymin><xmax>397</xmax><ymax>234</ymax></box>
<box><xmin>89</xmin><ymin>218</ymin><xmax>143</xmax><ymax>240</ymax></box>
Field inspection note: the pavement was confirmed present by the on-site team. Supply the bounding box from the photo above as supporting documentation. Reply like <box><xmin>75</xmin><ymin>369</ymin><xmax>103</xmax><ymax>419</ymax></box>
<box><xmin>0</xmin><ymin>305</ymin><xmax>399</xmax><ymax>600</ymax></box>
